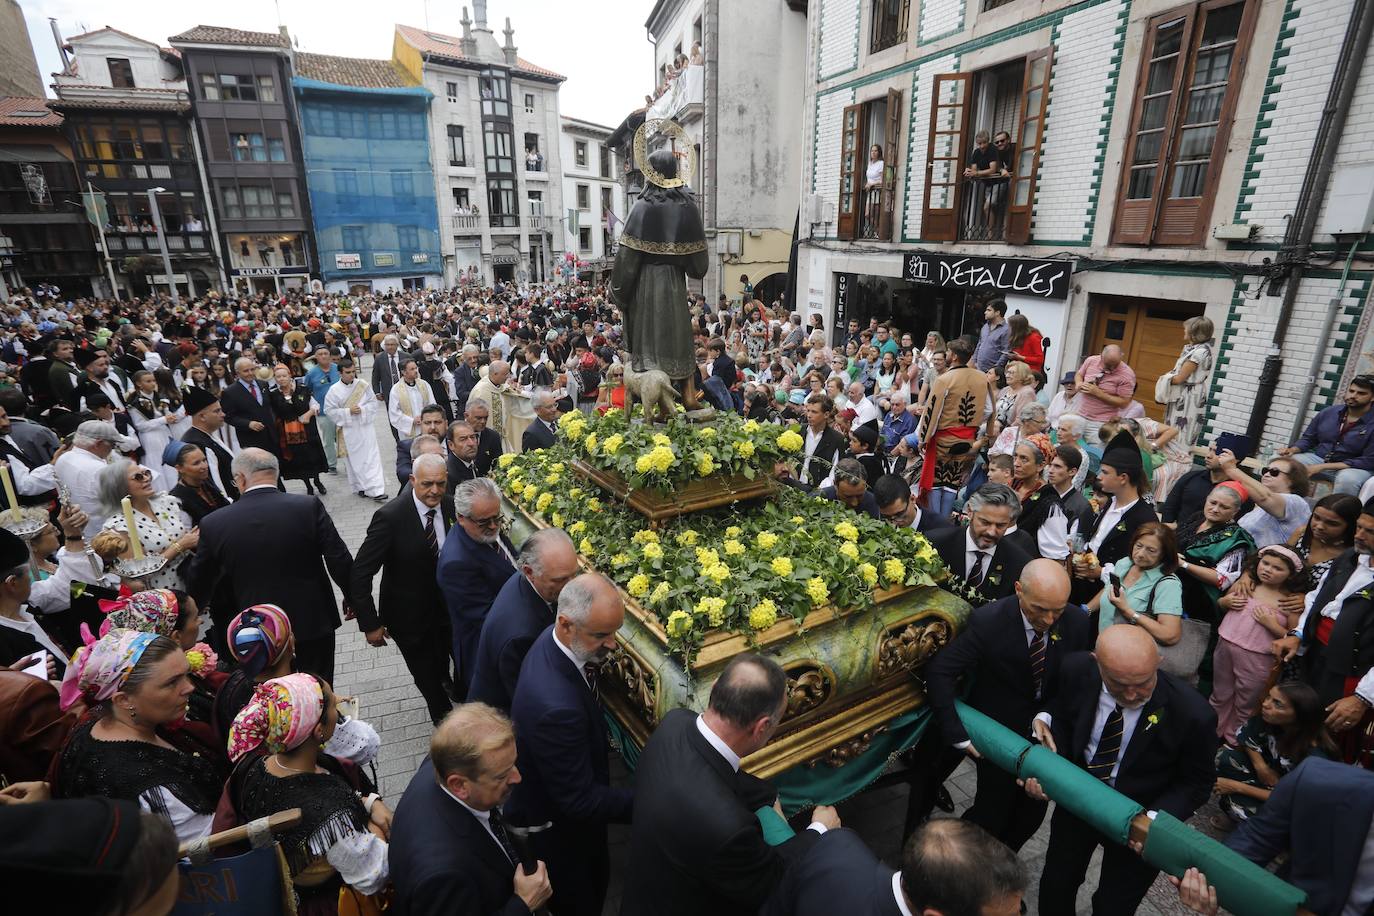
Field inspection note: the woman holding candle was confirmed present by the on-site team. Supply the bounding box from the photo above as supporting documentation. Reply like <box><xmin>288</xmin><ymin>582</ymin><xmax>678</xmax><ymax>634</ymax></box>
<box><xmin>96</xmin><ymin>457</ymin><xmax>198</xmax><ymax>592</ymax></box>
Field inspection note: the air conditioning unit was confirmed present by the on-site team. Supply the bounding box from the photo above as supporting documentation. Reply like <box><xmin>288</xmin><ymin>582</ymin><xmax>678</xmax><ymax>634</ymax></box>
<box><xmin>805</xmin><ymin>194</ymin><xmax>826</xmax><ymax>224</ymax></box>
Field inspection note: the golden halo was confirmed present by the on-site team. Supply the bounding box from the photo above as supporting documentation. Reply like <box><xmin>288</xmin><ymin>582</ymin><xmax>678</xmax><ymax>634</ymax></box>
<box><xmin>634</xmin><ymin>118</ymin><xmax>695</xmax><ymax>189</ymax></box>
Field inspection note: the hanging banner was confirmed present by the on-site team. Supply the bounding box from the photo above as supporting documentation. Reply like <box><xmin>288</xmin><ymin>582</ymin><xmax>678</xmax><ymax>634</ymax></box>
<box><xmin>832</xmin><ymin>272</ymin><xmax>855</xmax><ymax>348</ymax></box>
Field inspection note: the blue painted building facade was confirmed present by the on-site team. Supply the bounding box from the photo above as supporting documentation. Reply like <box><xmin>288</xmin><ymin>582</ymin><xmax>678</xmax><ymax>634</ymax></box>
<box><xmin>293</xmin><ymin>54</ymin><xmax>441</xmax><ymax>292</ymax></box>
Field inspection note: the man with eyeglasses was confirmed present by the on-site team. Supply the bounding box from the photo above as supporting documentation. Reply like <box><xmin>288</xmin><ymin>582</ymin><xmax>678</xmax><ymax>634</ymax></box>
<box><xmin>1279</xmin><ymin>375</ymin><xmax>1374</xmax><ymax>496</ymax></box>
<box><xmin>438</xmin><ymin>477</ymin><xmax>517</xmax><ymax>701</ymax></box>
<box><xmin>817</xmin><ymin>458</ymin><xmax>881</xmax><ymax>519</ymax></box>
<box><xmin>873</xmin><ymin>473</ymin><xmax>953</xmax><ymax>533</ymax></box>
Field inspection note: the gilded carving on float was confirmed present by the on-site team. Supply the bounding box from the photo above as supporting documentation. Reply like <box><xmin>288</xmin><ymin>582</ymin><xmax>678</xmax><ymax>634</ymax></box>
<box><xmin>876</xmin><ymin>618</ymin><xmax>955</xmax><ymax>680</ymax></box>
<box><xmin>604</xmin><ymin>645</ymin><xmax>659</xmax><ymax>724</ymax></box>
<box><xmin>808</xmin><ymin>726</ymin><xmax>889</xmax><ymax>769</ymax></box>
<box><xmin>782</xmin><ymin>662</ymin><xmax>834</xmax><ymax>721</ymax></box>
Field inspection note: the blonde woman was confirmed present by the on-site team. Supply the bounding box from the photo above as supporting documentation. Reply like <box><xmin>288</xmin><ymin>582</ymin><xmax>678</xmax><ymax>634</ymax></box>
<box><xmin>1160</xmin><ymin>316</ymin><xmax>1215</xmax><ymax>448</ymax></box>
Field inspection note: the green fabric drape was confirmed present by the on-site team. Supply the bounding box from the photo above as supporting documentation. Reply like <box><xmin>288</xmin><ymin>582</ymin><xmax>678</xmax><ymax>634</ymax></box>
<box><xmin>1019</xmin><ymin>744</ymin><xmax>1142</xmax><ymax>844</ymax></box>
<box><xmin>771</xmin><ymin>708</ymin><xmax>933</xmax><ymax>814</ymax></box>
<box><xmin>755</xmin><ymin>806</ymin><xmax>796</xmax><ymax>846</ymax></box>
<box><xmin>1143</xmin><ymin>810</ymin><xmax>1307</xmax><ymax>916</ymax></box>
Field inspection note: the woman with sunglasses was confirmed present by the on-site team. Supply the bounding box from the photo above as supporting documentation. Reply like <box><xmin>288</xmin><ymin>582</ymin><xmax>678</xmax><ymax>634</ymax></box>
<box><xmin>1217</xmin><ymin>450</ymin><xmax>1313</xmax><ymax>549</ymax></box>
<box><xmin>95</xmin><ymin>456</ymin><xmax>198</xmax><ymax>591</ymax></box>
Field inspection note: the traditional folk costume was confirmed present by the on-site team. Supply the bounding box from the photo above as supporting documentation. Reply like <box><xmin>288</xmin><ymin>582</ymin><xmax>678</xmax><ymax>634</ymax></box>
<box><xmin>325</xmin><ymin>377</ymin><xmax>386</xmax><ymax>498</ymax></box>
<box><xmin>224</xmin><ymin>674</ymin><xmax>388</xmax><ymax>915</ymax></box>
<box><xmin>915</xmin><ymin>364</ymin><xmax>994</xmax><ymax>498</ymax></box>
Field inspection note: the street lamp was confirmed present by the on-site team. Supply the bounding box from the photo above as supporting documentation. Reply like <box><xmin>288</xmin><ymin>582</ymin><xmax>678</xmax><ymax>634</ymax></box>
<box><xmin>145</xmin><ymin>187</ymin><xmax>179</xmax><ymax>306</ymax></box>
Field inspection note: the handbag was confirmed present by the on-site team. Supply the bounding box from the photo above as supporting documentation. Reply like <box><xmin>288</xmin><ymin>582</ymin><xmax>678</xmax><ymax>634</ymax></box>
<box><xmin>1142</xmin><ymin>574</ymin><xmax>1209</xmax><ymax>682</ymax></box>
<box><xmin>1153</xmin><ymin>371</ymin><xmax>1176</xmax><ymax>406</ymax></box>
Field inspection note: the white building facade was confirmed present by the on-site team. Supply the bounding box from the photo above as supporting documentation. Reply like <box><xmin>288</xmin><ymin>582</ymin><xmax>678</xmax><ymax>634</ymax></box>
<box><xmin>800</xmin><ymin>0</ymin><xmax>1374</xmax><ymax>451</ymax></box>
<box><xmin>618</xmin><ymin>0</ymin><xmax>807</xmax><ymax>308</ymax></box>
<box><xmin>559</xmin><ymin>116</ymin><xmax>627</xmax><ymax>281</ymax></box>
<box><xmin>393</xmin><ymin>3</ymin><xmax>566</xmax><ymax>287</ymax></box>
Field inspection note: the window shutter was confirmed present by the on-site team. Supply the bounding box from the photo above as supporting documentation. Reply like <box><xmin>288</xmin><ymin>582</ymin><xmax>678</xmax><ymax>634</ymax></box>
<box><xmin>1110</xmin><ymin>6</ymin><xmax>1197</xmax><ymax>245</ymax></box>
<box><xmin>921</xmin><ymin>73</ymin><xmax>972</xmax><ymax>243</ymax></box>
<box><xmin>837</xmin><ymin>103</ymin><xmax>862</xmax><ymax>240</ymax></box>
<box><xmin>1005</xmin><ymin>47</ymin><xmax>1053</xmax><ymax>246</ymax></box>
<box><xmin>880</xmin><ymin>88</ymin><xmax>903</xmax><ymax>241</ymax></box>
<box><xmin>1153</xmin><ymin>0</ymin><xmax>1256</xmax><ymax>245</ymax></box>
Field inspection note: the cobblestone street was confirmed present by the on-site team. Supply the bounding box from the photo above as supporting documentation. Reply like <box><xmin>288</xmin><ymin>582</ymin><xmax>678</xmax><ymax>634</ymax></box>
<box><xmin>320</xmin><ymin>358</ymin><xmax>1221</xmax><ymax>915</ymax></box>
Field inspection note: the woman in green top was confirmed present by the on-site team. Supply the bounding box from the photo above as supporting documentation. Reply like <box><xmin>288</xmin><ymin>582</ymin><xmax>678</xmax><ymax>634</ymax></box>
<box><xmin>1215</xmin><ymin>681</ymin><xmax>1337</xmax><ymax>822</ymax></box>
<box><xmin>1087</xmin><ymin>522</ymin><xmax>1183</xmax><ymax>646</ymax></box>
<box><xmin>1175</xmin><ymin>482</ymin><xmax>1256</xmax><ymax>624</ymax></box>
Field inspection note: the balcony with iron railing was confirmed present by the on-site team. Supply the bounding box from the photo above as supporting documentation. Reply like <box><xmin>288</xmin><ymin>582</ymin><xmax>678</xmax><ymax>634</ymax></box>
<box><xmin>958</xmin><ymin>176</ymin><xmax>1009</xmax><ymax>242</ymax></box>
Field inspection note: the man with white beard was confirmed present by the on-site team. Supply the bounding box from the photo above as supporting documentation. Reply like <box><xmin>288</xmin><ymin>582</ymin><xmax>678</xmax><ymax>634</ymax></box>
<box><xmin>324</xmin><ymin>358</ymin><xmax>387</xmax><ymax>502</ymax></box>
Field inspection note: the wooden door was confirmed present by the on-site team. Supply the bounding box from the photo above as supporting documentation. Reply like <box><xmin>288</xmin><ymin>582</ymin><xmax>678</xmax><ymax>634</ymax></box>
<box><xmin>922</xmin><ymin>73</ymin><xmax>972</xmax><ymax>242</ymax></box>
<box><xmin>879</xmin><ymin>87</ymin><xmax>903</xmax><ymax>241</ymax></box>
<box><xmin>1006</xmin><ymin>46</ymin><xmax>1053</xmax><ymax>245</ymax></box>
<box><xmin>1086</xmin><ymin>295</ymin><xmax>1205</xmax><ymax>421</ymax></box>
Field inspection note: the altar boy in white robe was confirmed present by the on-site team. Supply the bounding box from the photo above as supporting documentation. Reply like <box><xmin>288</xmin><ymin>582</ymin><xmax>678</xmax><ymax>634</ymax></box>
<box><xmin>325</xmin><ymin>359</ymin><xmax>387</xmax><ymax>501</ymax></box>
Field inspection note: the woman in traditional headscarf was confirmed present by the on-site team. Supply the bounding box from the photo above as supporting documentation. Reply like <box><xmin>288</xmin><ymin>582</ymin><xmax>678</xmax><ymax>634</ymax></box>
<box><xmin>225</xmin><ymin>673</ymin><xmax>390</xmax><ymax>915</ymax></box>
<box><xmin>213</xmin><ymin>603</ymin><xmax>295</xmax><ymax>744</ymax></box>
<box><xmin>53</xmin><ymin>630</ymin><xmax>224</xmax><ymax>844</ymax></box>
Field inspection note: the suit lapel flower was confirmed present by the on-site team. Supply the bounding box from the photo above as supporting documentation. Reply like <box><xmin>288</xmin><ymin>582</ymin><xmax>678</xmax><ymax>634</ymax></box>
<box><xmin>1114</xmin><ymin>521</ymin><xmax>1128</xmax><ymax>533</ymax></box>
<box><xmin>1144</xmin><ymin>711</ymin><xmax>1163</xmax><ymax>732</ymax></box>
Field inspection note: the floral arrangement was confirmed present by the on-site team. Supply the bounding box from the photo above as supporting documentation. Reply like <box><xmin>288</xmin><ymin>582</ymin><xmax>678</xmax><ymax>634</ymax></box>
<box><xmin>496</xmin><ymin>447</ymin><xmax>949</xmax><ymax>657</ymax></box>
<box><xmin>554</xmin><ymin>408</ymin><xmax>805</xmax><ymax>491</ymax></box>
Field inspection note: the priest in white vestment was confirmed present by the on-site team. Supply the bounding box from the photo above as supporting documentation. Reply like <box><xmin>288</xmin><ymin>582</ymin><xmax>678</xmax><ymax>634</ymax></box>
<box><xmin>387</xmin><ymin>358</ymin><xmax>436</xmax><ymax>440</ymax></box>
<box><xmin>325</xmin><ymin>361</ymin><xmax>387</xmax><ymax>500</ymax></box>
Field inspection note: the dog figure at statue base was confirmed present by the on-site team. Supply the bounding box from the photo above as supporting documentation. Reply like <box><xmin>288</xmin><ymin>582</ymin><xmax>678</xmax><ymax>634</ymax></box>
<box><xmin>620</xmin><ymin>354</ymin><xmax>680</xmax><ymax>424</ymax></box>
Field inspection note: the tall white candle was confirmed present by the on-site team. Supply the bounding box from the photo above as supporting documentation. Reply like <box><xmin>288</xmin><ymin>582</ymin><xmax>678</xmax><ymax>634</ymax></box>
<box><xmin>121</xmin><ymin>496</ymin><xmax>145</xmax><ymax>559</ymax></box>
<box><xmin>0</xmin><ymin>463</ymin><xmax>18</xmax><ymax>522</ymax></box>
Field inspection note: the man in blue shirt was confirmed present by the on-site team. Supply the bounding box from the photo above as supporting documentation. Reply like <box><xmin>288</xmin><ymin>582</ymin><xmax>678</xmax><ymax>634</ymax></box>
<box><xmin>1280</xmin><ymin>375</ymin><xmax>1374</xmax><ymax>495</ymax></box>
<box><xmin>880</xmin><ymin>389</ymin><xmax>917</xmax><ymax>449</ymax></box>
<box><xmin>304</xmin><ymin>345</ymin><xmax>341</xmax><ymax>473</ymax></box>
<box><xmin>972</xmin><ymin>299</ymin><xmax>1009</xmax><ymax>373</ymax></box>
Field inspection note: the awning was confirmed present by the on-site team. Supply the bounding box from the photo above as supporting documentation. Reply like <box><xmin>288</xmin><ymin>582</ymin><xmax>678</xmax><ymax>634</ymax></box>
<box><xmin>0</xmin><ymin>144</ymin><xmax>72</xmax><ymax>164</ymax></box>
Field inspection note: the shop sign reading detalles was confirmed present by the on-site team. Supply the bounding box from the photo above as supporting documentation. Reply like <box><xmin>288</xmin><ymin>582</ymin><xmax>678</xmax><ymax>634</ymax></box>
<box><xmin>902</xmin><ymin>252</ymin><xmax>1072</xmax><ymax>301</ymax></box>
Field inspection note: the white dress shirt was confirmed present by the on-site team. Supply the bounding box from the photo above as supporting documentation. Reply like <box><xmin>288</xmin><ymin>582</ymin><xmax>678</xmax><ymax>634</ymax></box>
<box><xmin>1086</xmin><ymin>497</ymin><xmax>1139</xmax><ymax>554</ymax></box>
<box><xmin>439</xmin><ymin>783</ymin><xmax>514</xmax><ymax>863</ymax></box>
<box><xmin>892</xmin><ymin>873</ymin><xmax>916</xmax><ymax>916</ymax></box>
<box><xmin>413</xmin><ymin>491</ymin><xmax>447</xmax><ymax>552</ymax></box>
<box><xmin>964</xmin><ymin>529</ymin><xmax>994</xmax><ymax>581</ymax></box>
<box><xmin>1297</xmin><ymin>554</ymin><xmax>1374</xmax><ymax>635</ymax></box>
<box><xmin>54</xmin><ymin>446</ymin><xmax>111</xmax><ymax>539</ymax></box>
<box><xmin>851</xmin><ymin>397</ymin><xmax>880</xmax><ymax>429</ymax></box>
<box><xmin>0</xmin><ymin>608</ymin><xmax>67</xmax><ymax>662</ymax></box>
<box><xmin>800</xmin><ymin>426</ymin><xmax>835</xmax><ymax>488</ymax></box>
<box><xmin>553</xmin><ymin>631</ymin><xmax>591</xmax><ymax>688</ymax></box>
<box><xmin>1034</xmin><ymin>686</ymin><xmax>1145</xmax><ymax>787</ymax></box>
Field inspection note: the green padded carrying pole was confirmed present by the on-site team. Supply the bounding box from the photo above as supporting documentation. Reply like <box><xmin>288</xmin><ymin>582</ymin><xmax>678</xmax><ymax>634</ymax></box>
<box><xmin>954</xmin><ymin>701</ymin><xmax>1308</xmax><ymax>916</ymax></box>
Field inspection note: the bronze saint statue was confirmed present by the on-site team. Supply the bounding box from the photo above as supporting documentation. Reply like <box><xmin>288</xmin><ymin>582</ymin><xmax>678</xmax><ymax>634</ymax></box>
<box><xmin>610</xmin><ymin>120</ymin><xmax>708</xmax><ymax>410</ymax></box>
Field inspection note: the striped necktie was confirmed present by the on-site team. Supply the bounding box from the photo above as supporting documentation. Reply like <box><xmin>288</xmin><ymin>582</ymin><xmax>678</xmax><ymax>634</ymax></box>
<box><xmin>1087</xmin><ymin>705</ymin><xmax>1125</xmax><ymax>783</ymax></box>
<box><xmin>1029</xmin><ymin>630</ymin><xmax>1047</xmax><ymax>699</ymax></box>
<box><xmin>424</xmin><ymin>509</ymin><xmax>438</xmax><ymax>557</ymax></box>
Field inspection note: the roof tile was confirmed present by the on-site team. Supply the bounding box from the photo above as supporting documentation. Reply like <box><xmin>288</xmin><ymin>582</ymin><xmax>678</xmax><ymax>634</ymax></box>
<box><xmin>0</xmin><ymin>98</ymin><xmax>64</xmax><ymax>128</ymax></box>
<box><xmin>295</xmin><ymin>53</ymin><xmax>415</xmax><ymax>89</ymax></box>
<box><xmin>169</xmin><ymin>25</ymin><xmax>290</xmax><ymax>48</ymax></box>
<box><xmin>47</xmin><ymin>97</ymin><xmax>190</xmax><ymax>114</ymax></box>
<box><xmin>393</xmin><ymin>24</ymin><xmax>564</xmax><ymax>80</ymax></box>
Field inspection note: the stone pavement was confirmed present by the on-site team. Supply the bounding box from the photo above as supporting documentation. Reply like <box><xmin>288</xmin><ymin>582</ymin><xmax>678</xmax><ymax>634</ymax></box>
<box><xmin>317</xmin><ymin>356</ymin><xmax>1228</xmax><ymax>915</ymax></box>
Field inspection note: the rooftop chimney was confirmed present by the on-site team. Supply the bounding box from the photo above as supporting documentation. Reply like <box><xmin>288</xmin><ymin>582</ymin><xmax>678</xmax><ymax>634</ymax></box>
<box><xmin>502</xmin><ymin>17</ymin><xmax>517</xmax><ymax>67</ymax></box>
<box><xmin>473</xmin><ymin>0</ymin><xmax>489</xmax><ymax>30</ymax></box>
<box><xmin>49</xmin><ymin>18</ymin><xmax>70</xmax><ymax>70</ymax></box>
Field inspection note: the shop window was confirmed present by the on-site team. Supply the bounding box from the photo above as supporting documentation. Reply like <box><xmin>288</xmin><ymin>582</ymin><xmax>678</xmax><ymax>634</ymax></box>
<box><xmin>447</xmin><ymin>125</ymin><xmax>466</xmax><ymax>166</ymax></box>
<box><xmin>107</xmin><ymin>58</ymin><xmax>135</xmax><ymax>88</ymax></box>
<box><xmin>920</xmin><ymin>48</ymin><xmax>1052</xmax><ymax>245</ymax></box>
<box><xmin>836</xmin><ymin>88</ymin><xmax>903</xmax><ymax>241</ymax></box>
<box><xmin>577</xmin><ymin>184</ymin><xmax>590</xmax><ymax>210</ymax></box>
<box><xmin>870</xmin><ymin>0</ymin><xmax>910</xmax><ymax>53</ymax></box>
<box><xmin>1112</xmin><ymin>0</ymin><xmax>1256</xmax><ymax>246</ymax></box>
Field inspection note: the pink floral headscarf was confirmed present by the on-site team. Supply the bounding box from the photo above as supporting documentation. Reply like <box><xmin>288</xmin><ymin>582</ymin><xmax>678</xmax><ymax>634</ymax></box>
<box><xmin>227</xmin><ymin>673</ymin><xmax>324</xmax><ymax>762</ymax></box>
<box><xmin>97</xmin><ymin>589</ymin><xmax>180</xmax><ymax>640</ymax></box>
<box><xmin>59</xmin><ymin>628</ymin><xmax>158</xmax><ymax>710</ymax></box>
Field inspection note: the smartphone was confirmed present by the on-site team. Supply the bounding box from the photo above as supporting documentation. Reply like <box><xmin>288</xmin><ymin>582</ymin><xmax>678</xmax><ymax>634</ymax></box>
<box><xmin>22</xmin><ymin>650</ymin><xmax>48</xmax><ymax>679</ymax></box>
<box><xmin>1214</xmin><ymin>432</ymin><xmax>1254</xmax><ymax>462</ymax></box>
<box><xmin>1109</xmin><ymin>572</ymin><xmax>1122</xmax><ymax>596</ymax></box>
